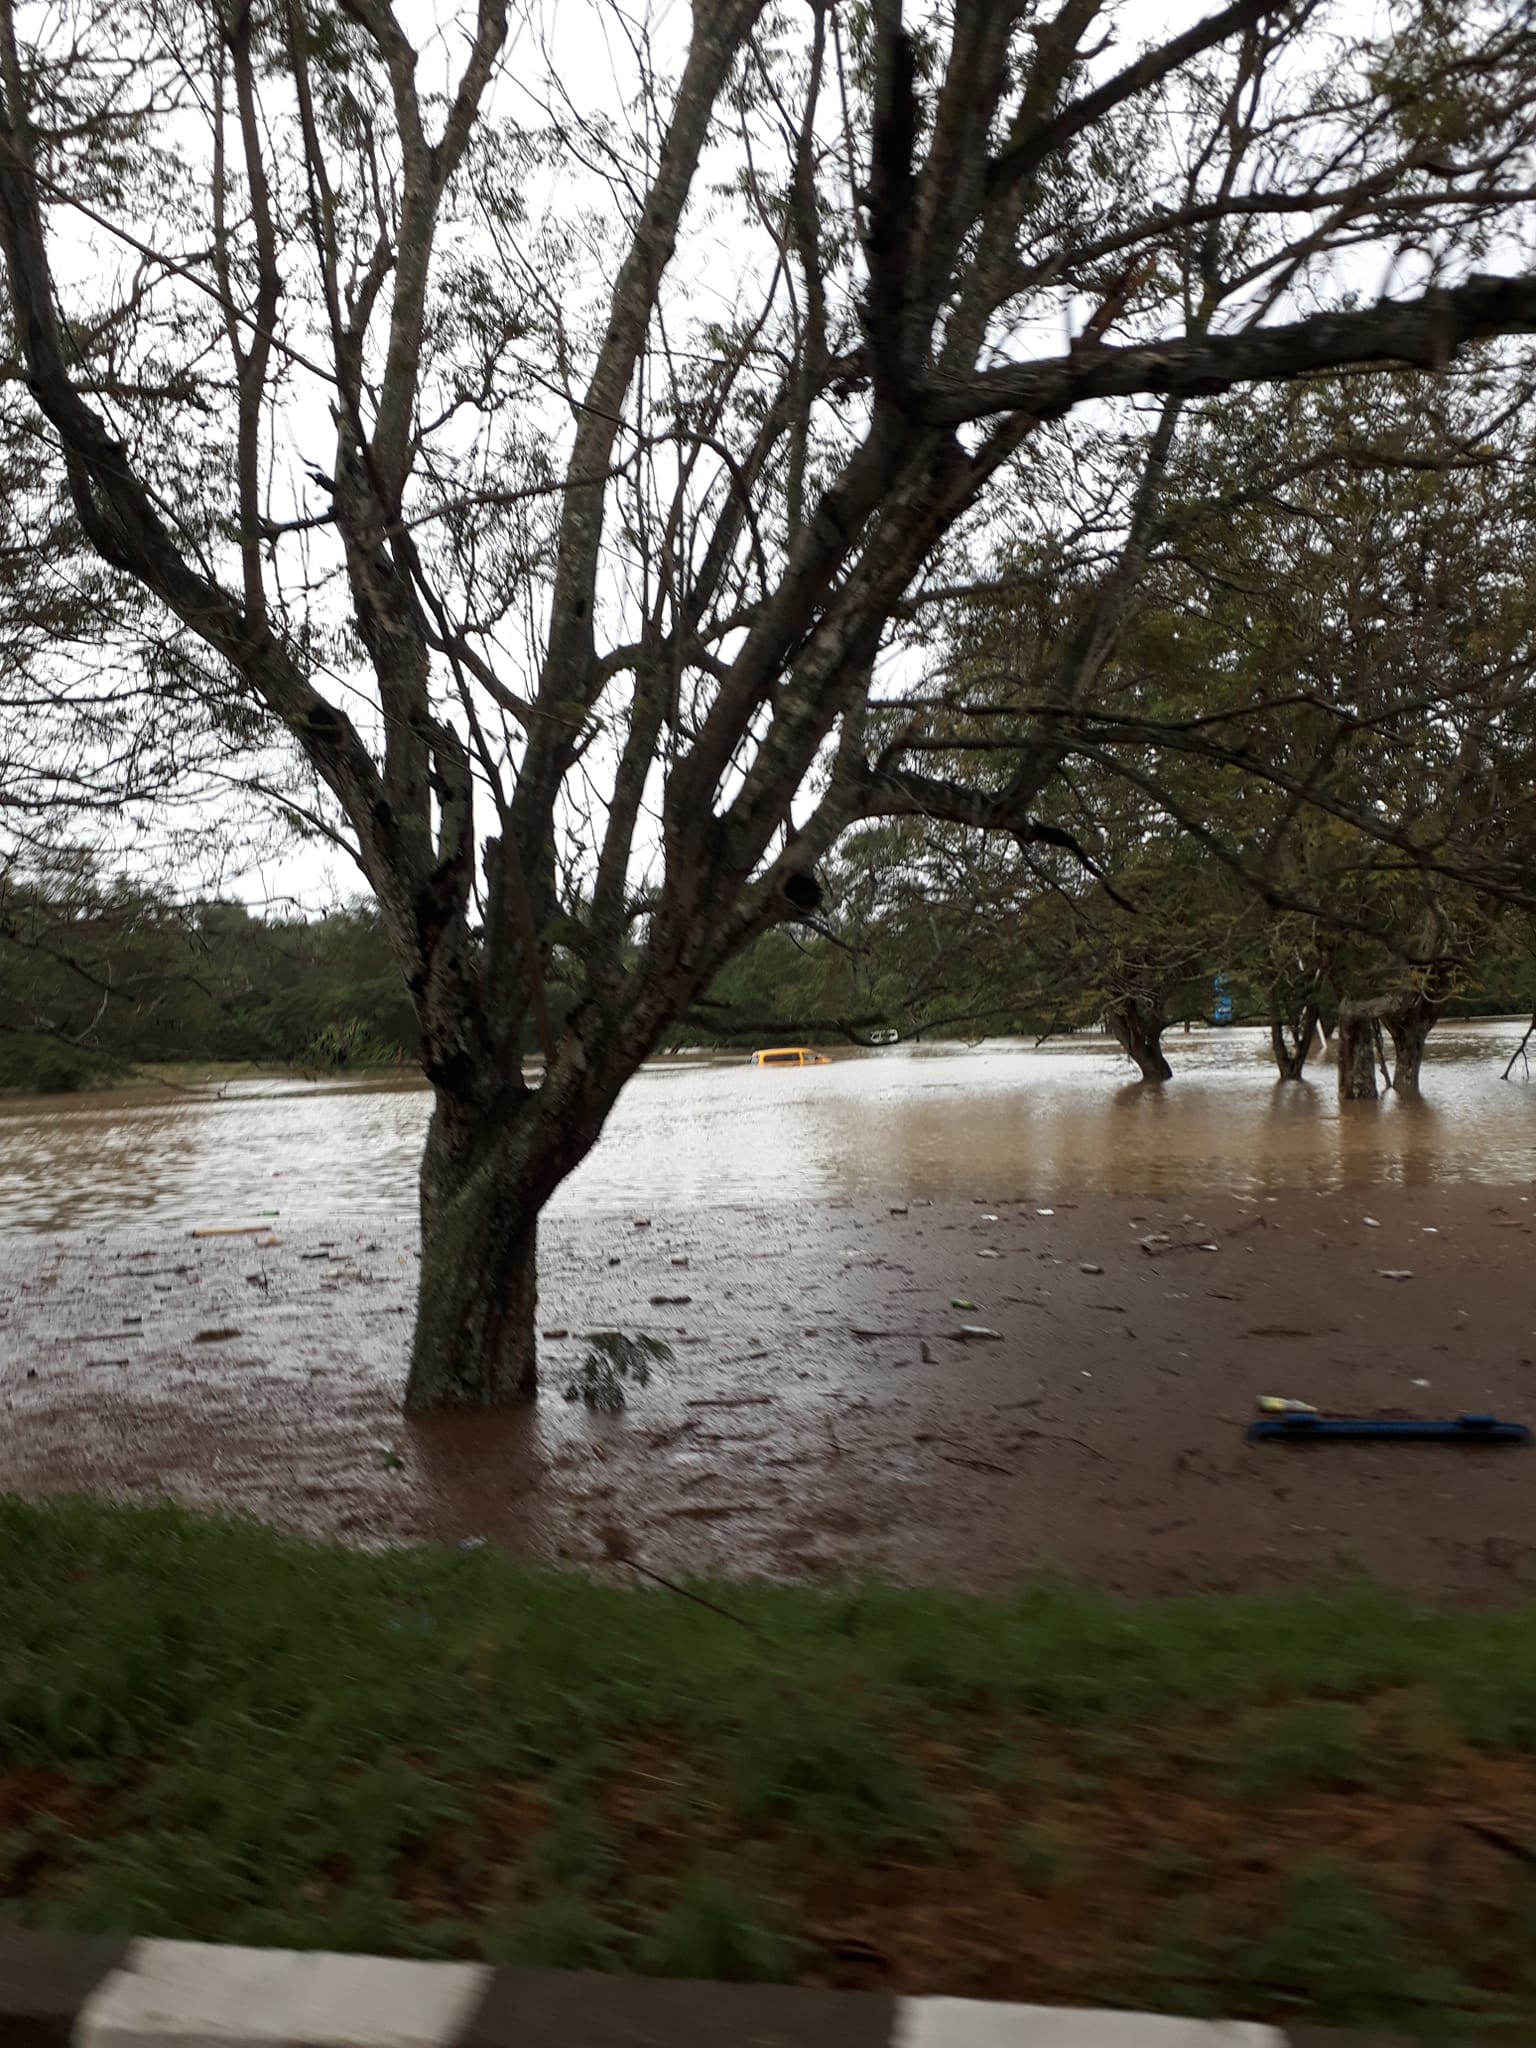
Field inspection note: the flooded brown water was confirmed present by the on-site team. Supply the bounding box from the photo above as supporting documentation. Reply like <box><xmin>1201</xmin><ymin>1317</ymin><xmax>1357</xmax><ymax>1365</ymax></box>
<box><xmin>3</xmin><ymin>1022</ymin><xmax>1534</xmax><ymax>1599</ymax></box>
<box><xmin>0</xmin><ymin>1021</ymin><xmax>1532</xmax><ymax>1233</ymax></box>
<box><xmin>4</xmin><ymin>1184</ymin><xmax>1536</xmax><ymax>1598</ymax></box>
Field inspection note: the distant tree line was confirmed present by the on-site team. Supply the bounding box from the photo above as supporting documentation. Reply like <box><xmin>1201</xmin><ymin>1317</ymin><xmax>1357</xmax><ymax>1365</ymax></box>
<box><xmin>686</xmin><ymin>369</ymin><xmax>1536</xmax><ymax>1099</ymax></box>
<box><xmin>684</xmin><ymin>851</ymin><xmax>1536</xmax><ymax>1094</ymax></box>
<box><xmin>0</xmin><ymin>853</ymin><xmax>418</xmax><ymax>1092</ymax></box>
<box><xmin>5</xmin><ymin>821</ymin><xmax>1531</xmax><ymax>1097</ymax></box>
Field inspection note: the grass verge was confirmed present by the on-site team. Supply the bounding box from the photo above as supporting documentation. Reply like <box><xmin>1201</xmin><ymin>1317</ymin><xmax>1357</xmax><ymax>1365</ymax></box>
<box><xmin>5</xmin><ymin>1494</ymin><xmax>1536</xmax><ymax>2034</ymax></box>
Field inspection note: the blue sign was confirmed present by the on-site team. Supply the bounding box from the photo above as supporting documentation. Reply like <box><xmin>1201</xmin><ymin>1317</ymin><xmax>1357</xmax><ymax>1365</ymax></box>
<box><xmin>1213</xmin><ymin>973</ymin><xmax>1233</xmax><ymax>1026</ymax></box>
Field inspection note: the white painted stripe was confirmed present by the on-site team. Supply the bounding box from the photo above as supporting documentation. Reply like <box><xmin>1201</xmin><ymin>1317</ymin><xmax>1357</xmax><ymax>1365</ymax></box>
<box><xmin>894</xmin><ymin>1998</ymin><xmax>1284</xmax><ymax>2048</ymax></box>
<box><xmin>76</xmin><ymin>1937</ymin><xmax>490</xmax><ymax>2048</ymax></box>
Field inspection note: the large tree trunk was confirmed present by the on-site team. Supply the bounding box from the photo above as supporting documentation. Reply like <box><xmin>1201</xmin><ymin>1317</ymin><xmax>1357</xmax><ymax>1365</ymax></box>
<box><xmin>1106</xmin><ymin>998</ymin><xmax>1173</xmax><ymax>1083</ymax></box>
<box><xmin>1336</xmin><ymin>989</ymin><xmax>1441</xmax><ymax>1102</ymax></box>
<box><xmin>405</xmin><ymin>1094</ymin><xmax>547</xmax><ymax>1413</ymax></box>
<box><xmin>402</xmin><ymin>1002</ymin><xmax>657</xmax><ymax>1412</ymax></box>
<box><xmin>1269</xmin><ymin>1002</ymin><xmax>1321</xmax><ymax>1082</ymax></box>
<box><xmin>1383</xmin><ymin>995</ymin><xmax>1438</xmax><ymax>1096</ymax></box>
<box><xmin>1335</xmin><ymin>1001</ymin><xmax>1380</xmax><ymax>1101</ymax></box>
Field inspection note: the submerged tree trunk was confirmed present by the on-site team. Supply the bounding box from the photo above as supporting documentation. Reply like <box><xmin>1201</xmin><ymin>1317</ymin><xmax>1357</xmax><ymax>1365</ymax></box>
<box><xmin>1383</xmin><ymin>995</ymin><xmax>1439</xmax><ymax>1096</ymax></box>
<box><xmin>1335</xmin><ymin>1001</ymin><xmax>1380</xmax><ymax>1101</ymax></box>
<box><xmin>1336</xmin><ymin>989</ymin><xmax>1441</xmax><ymax>1102</ymax></box>
<box><xmin>401</xmin><ymin>1000</ymin><xmax>661</xmax><ymax>1411</ymax></box>
<box><xmin>1106</xmin><ymin>998</ymin><xmax>1173</xmax><ymax>1082</ymax></box>
<box><xmin>1269</xmin><ymin>1002</ymin><xmax>1322</xmax><ymax>1082</ymax></box>
<box><xmin>405</xmin><ymin>1094</ymin><xmax>547</xmax><ymax>1413</ymax></box>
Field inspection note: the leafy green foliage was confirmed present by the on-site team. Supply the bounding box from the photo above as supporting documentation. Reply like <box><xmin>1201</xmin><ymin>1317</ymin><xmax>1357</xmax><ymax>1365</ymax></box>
<box><xmin>0</xmin><ymin>1032</ymin><xmax>118</xmax><ymax>1093</ymax></box>
<box><xmin>563</xmin><ymin>1332</ymin><xmax>672</xmax><ymax>1412</ymax></box>
<box><xmin>672</xmin><ymin>370</ymin><xmax>1536</xmax><ymax>1065</ymax></box>
<box><xmin>0</xmin><ymin>861</ymin><xmax>419</xmax><ymax>1082</ymax></box>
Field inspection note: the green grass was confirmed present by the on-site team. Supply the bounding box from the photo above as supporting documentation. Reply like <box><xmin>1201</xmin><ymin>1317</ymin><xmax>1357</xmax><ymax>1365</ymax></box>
<box><xmin>1005</xmin><ymin>1822</ymin><xmax>1075</xmax><ymax>1894</ymax></box>
<box><xmin>6</xmin><ymin>1494</ymin><xmax>1536</xmax><ymax>2032</ymax></box>
<box><xmin>1214</xmin><ymin>1700</ymin><xmax>1376</xmax><ymax>1799</ymax></box>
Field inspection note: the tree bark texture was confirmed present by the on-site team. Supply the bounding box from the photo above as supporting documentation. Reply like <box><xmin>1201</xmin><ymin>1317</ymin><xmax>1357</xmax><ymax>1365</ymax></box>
<box><xmin>1384</xmin><ymin>995</ymin><xmax>1439</xmax><ymax>1096</ymax></box>
<box><xmin>403</xmin><ymin>1002</ymin><xmax>671</xmax><ymax>1410</ymax></box>
<box><xmin>1269</xmin><ymin>1003</ymin><xmax>1321</xmax><ymax>1082</ymax></box>
<box><xmin>1337</xmin><ymin>991</ymin><xmax>1440</xmax><ymax>1101</ymax></box>
<box><xmin>1336</xmin><ymin>1001</ymin><xmax>1382</xmax><ymax>1100</ymax></box>
<box><xmin>405</xmin><ymin>1095</ymin><xmax>544</xmax><ymax>1411</ymax></box>
<box><xmin>1107</xmin><ymin>998</ymin><xmax>1173</xmax><ymax>1082</ymax></box>
<box><xmin>1503</xmin><ymin>1016</ymin><xmax>1536</xmax><ymax>1081</ymax></box>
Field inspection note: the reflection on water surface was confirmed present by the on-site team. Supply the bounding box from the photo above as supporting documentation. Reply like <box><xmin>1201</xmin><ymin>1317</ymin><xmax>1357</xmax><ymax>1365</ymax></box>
<box><xmin>0</xmin><ymin>1023</ymin><xmax>1532</xmax><ymax>1232</ymax></box>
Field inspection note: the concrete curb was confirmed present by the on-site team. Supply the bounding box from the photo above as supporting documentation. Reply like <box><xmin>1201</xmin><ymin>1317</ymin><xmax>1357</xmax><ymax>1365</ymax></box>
<box><xmin>0</xmin><ymin>1926</ymin><xmax>1445</xmax><ymax>2048</ymax></box>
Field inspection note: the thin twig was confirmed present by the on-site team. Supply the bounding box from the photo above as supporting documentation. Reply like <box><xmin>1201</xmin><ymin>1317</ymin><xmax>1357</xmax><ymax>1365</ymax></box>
<box><xmin>1502</xmin><ymin>1016</ymin><xmax>1535</xmax><ymax>1082</ymax></box>
<box><xmin>619</xmin><ymin>1558</ymin><xmax>758</xmax><ymax>1631</ymax></box>
<box><xmin>1461</xmin><ymin>1818</ymin><xmax>1536</xmax><ymax>1872</ymax></box>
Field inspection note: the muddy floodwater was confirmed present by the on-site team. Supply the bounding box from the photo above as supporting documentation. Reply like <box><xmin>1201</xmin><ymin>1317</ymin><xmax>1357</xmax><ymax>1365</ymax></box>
<box><xmin>2</xmin><ymin>1022</ymin><xmax>1535</xmax><ymax>1600</ymax></box>
<box><xmin>0</xmin><ymin>1022</ymin><xmax>1532</xmax><ymax>1232</ymax></box>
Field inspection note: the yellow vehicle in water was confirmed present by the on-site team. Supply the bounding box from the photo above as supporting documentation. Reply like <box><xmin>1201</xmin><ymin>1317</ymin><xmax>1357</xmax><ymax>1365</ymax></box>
<box><xmin>750</xmin><ymin>1046</ymin><xmax>831</xmax><ymax>1067</ymax></box>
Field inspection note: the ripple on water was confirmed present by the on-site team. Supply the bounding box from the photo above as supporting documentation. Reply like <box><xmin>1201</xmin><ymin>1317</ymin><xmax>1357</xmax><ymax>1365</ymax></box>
<box><xmin>0</xmin><ymin>1023</ymin><xmax>1533</xmax><ymax>1231</ymax></box>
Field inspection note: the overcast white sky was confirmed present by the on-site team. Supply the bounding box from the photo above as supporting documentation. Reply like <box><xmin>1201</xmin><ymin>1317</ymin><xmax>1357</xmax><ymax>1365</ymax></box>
<box><xmin>102</xmin><ymin>0</ymin><xmax>1483</xmax><ymax>920</ymax></box>
<box><xmin>231</xmin><ymin>0</ymin><xmax>1248</xmax><ymax>915</ymax></box>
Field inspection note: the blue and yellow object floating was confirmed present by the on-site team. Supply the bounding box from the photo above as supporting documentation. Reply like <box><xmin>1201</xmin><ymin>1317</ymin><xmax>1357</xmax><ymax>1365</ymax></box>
<box><xmin>1247</xmin><ymin>1409</ymin><xmax>1530</xmax><ymax>1445</ymax></box>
